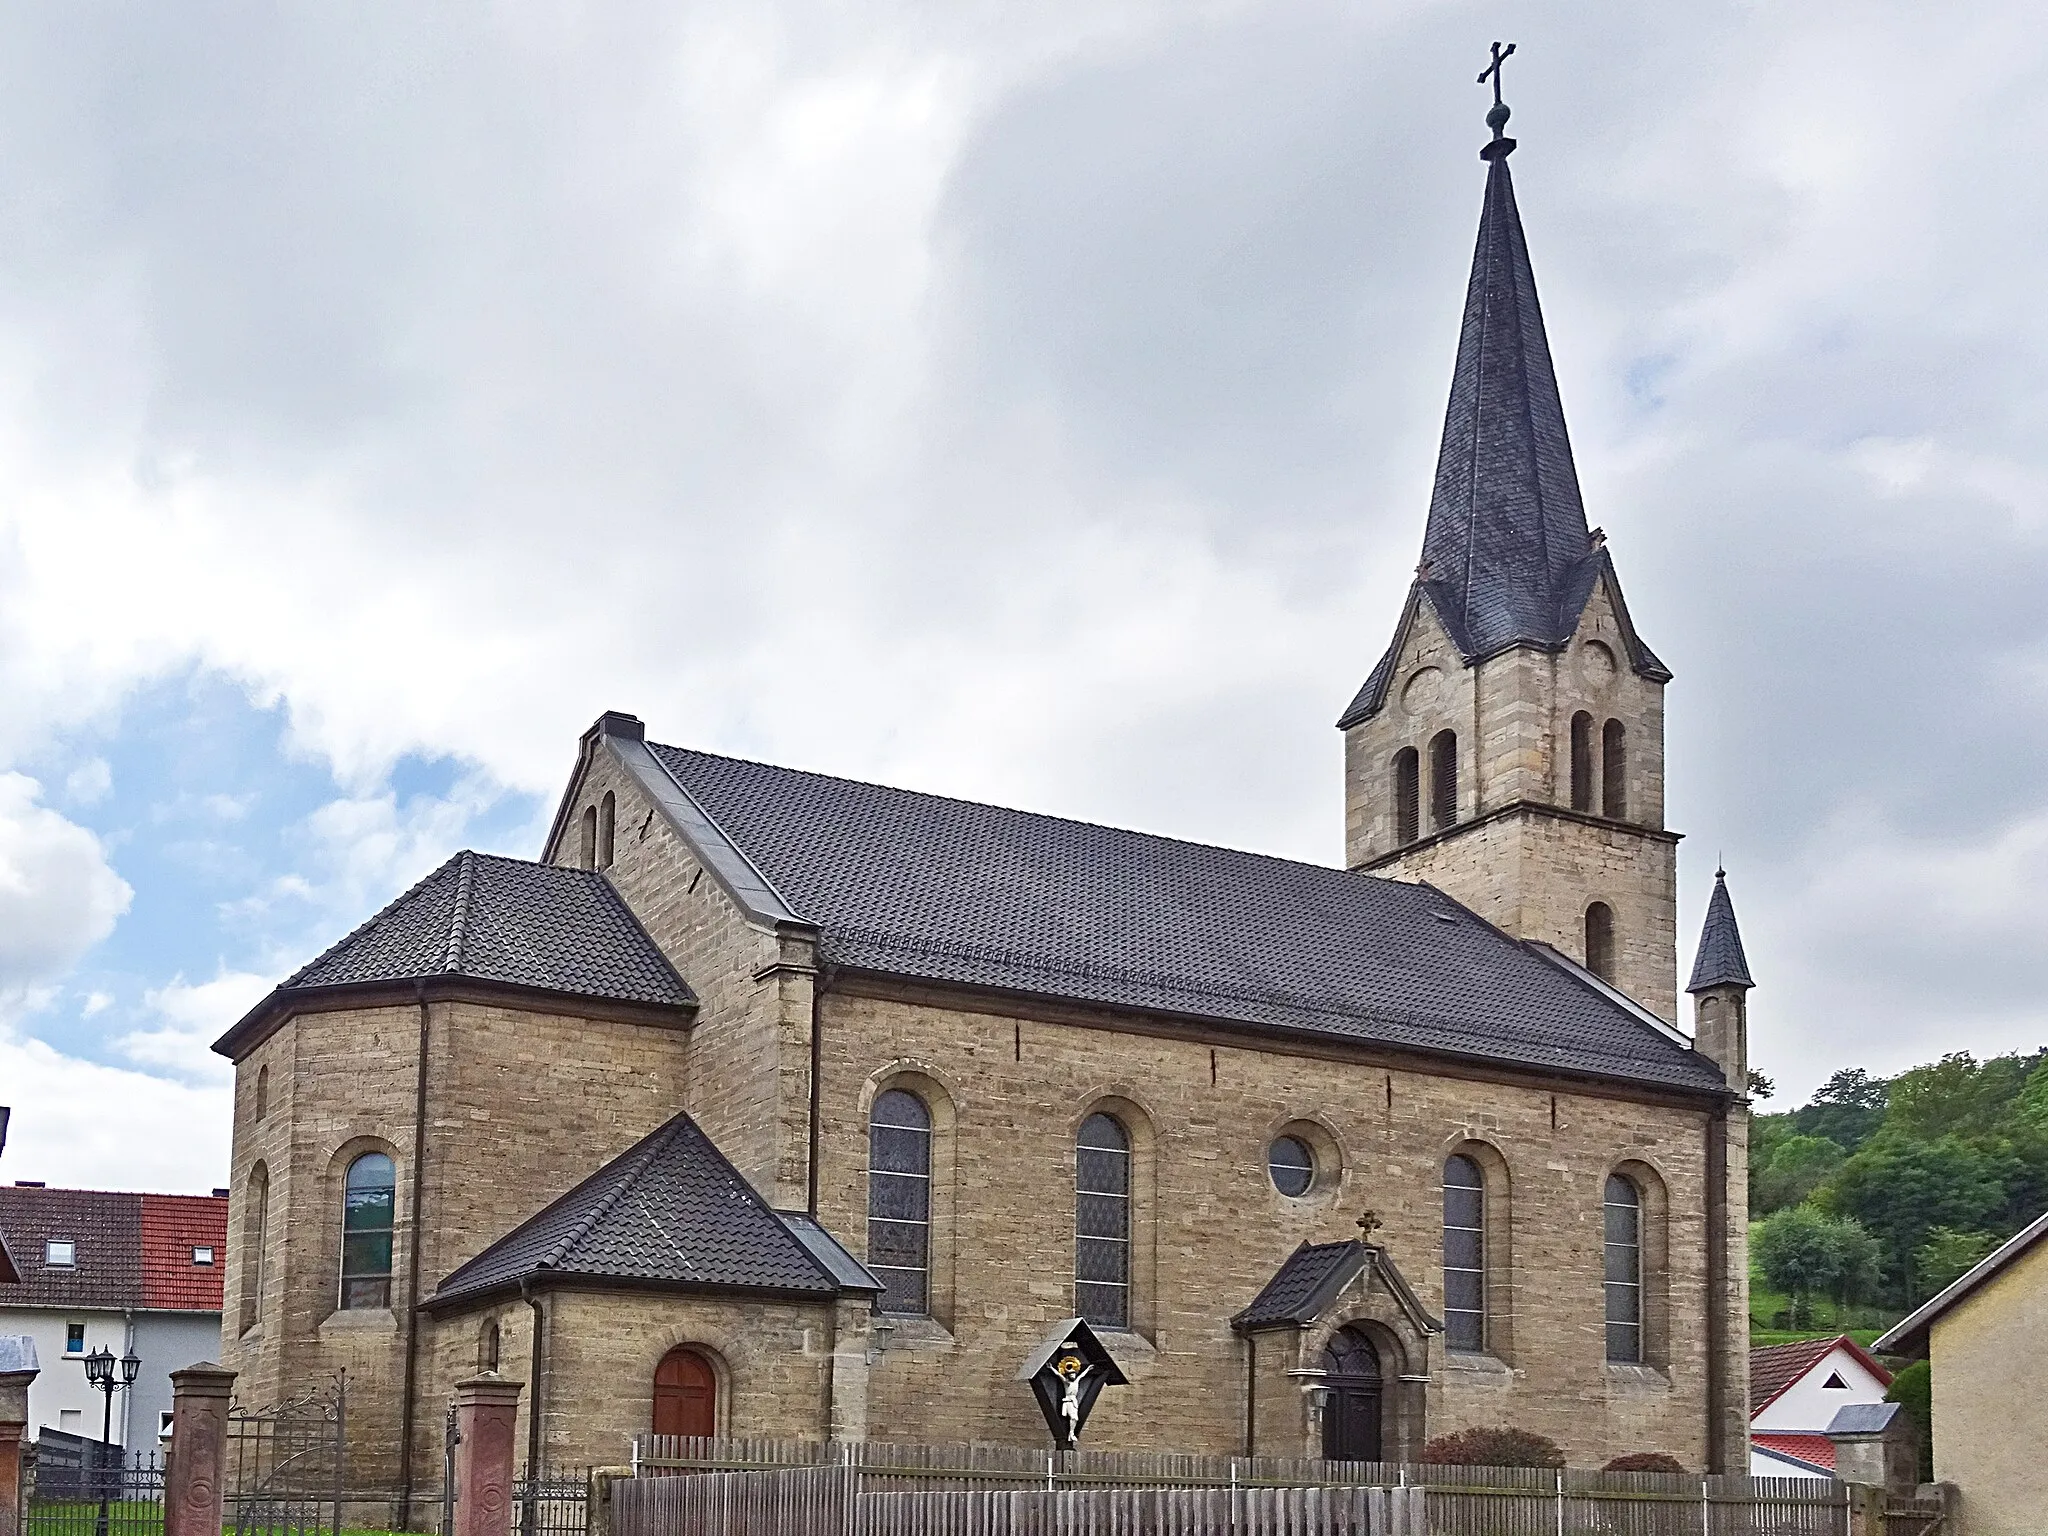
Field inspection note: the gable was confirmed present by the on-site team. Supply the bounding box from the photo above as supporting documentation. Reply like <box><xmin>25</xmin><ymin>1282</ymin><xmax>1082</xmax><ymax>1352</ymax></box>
<box><xmin>1751</xmin><ymin>1338</ymin><xmax>1892</xmax><ymax>1431</ymax></box>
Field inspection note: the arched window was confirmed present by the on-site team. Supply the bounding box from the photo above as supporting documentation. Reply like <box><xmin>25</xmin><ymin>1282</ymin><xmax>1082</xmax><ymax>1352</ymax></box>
<box><xmin>1428</xmin><ymin>730</ymin><xmax>1458</xmax><ymax>831</ymax></box>
<box><xmin>1075</xmin><ymin>1113</ymin><xmax>1131</xmax><ymax>1329</ymax></box>
<box><xmin>1604</xmin><ymin>1174</ymin><xmax>1643</xmax><ymax>1363</ymax></box>
<box><xmin>652</xmin><ymin>1348</ymin><xmax>717</xmax><ymax>1439</ymax></box>
<box><xmin>239</xmin><ymin>1163</ymin><xmax>269</xmax><ymax>1336</ymax></box>
<box><xmin>1569</xmin><ymin>712</ymin><xmax>1595</xmax><ymax>812</ymax></box>
<box><xmin>1390</xmin><ymin>748</ymin><xmax>1420</xmax><ymax>846</ymax></box>
<box><xmin>1319</xmin><ymin>1326</ymin><xmax>1383</xmax><ymax>1462</ymax></box>
<box><xmin>339</xmin><ymin>1152</ymin><xmax>396</xmax><ymax>1310</ymax></box>
<box><xmin>578</xmin><ymin>805</ymin><xmax>597</xmax><ymax>869</ymax></box>
<box><xmin>597</xmin><ymin>792</ymin><xmax>617</xmax><ymax>870</ymax></box>
<box><xmin>479</xmin><ymin>1320</ymin><xmax>501</xmax><ymax>1372</ymax></box>
<box><xmin>1442</xmin><ymin>1155</ymin><xmax>1486</xmax><ymax>1352</ymax></box>
<box><xmin>254</xmin><ymin>1064</ymin><xmax>269</xmax><ymax>1121</ymax></box>
<box><xmin>867</xmin><ymin>1089</ymin><xmax>932</xmax><ymax>1316</ymax></box>
<box><xmin>1584</xmin><ymin>902</ymin><xmax>1615</xmax><ymax>982</ymax></box>
<box><xmin>1602</xmin><ymin>720</ymin><xmax>1627</xmax><ymax>819</ymax></box>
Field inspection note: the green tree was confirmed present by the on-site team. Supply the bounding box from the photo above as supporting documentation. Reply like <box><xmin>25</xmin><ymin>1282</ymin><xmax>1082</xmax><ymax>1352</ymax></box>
<box><xmin>1912</xmin><ymin>1227</ymin><xmax>1999</xmax><ymax>1294</ymax></box>
<box><xmin>1753</xmin><ymin>1207</ymin><xmax>1871</xmax><ymax>1325</ymax></box>
<box><xmin>1792</xmin><ymin>1068</ymin><xmax>1889</xmax><ymax>1152</ymax></box>
<box><xmin>2019</xmin><ymin>1057</ymin><xmax>2048</xmax><ymax>1133</ymax></box>
<box><xmin>1886</xmin><ymin>1361</ymin><xmax>1934</xmax><ymax>1483</ymax></box>
<box><xmin>1824</xmin><ymin>1136</ymin><xmax>2009</xmax><ymax>1301</ymax></box>
<box><xmin>1754</xmin><ymin>1134</ymin><xmax>1847</xmax><ymax>1214</ymax></box>
<box><xmin>1888</xmin><ymin>1051</ymin><xmax>2043</xmax><ymax>1140</ymax></box>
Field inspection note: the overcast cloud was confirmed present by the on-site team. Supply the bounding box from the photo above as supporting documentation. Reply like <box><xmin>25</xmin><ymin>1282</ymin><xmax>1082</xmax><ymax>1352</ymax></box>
<box><xmin>2</xmin><ymin>1</ymin><xmax>2045</xmax><ymax>1189</ymax></box>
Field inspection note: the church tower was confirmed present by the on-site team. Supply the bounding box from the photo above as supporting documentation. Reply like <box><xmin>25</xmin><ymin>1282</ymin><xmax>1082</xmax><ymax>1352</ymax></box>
<box><xmin>1340</xmin><ymin>75</ymin><xmax>1681</xmax><ymax>1021</ymax></box>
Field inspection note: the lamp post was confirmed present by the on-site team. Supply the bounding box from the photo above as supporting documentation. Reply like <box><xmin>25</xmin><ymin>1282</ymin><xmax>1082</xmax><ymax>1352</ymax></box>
<box><xmin>81</xmin><ymin>1346</ymin><xmax>141</xmax><ymax>1536</ymax></box>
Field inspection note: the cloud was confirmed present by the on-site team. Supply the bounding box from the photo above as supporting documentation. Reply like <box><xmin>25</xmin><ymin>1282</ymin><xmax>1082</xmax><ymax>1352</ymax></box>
<box><xmin>0</xmin><ymin>1023</ymin><xmax>228</xmax><ymax>1192</ymax></box>
<box><xmin>64</xmin><ymin>757</ymin><xmax>112</xmax><ymax>805</ymax></box>
<box><xmin>0</xmin><ymin>772</ymin><xmax>131</xmax><ymax>993</ymax></box>
<box><xmin>118</xmin><ymin>969</ymin><xmax>274</xmax><ymax>1085</ymax></box>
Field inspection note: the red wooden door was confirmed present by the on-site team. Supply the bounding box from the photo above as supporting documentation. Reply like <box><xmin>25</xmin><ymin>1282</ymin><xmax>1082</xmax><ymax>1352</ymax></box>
<box><xmin>652</xmin><ymin>1348</ymin><xmax>716</xmax><ymax>1438</ymax></box>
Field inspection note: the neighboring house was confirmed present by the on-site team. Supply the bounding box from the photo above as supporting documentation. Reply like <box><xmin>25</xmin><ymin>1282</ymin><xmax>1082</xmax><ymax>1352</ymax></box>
<box><xmin>1746</xmin><ymin>1335</ymin><xmax>1892</xmax><ymax>1477</ymax></box>
<box><xmin>1876</xmin><ymin>1208</ymin><xmax>2048</xmax><ymax>1536</ymax></box>
<box><xmin>0</xmin><ymin>1107</ymin><xmax>18</xmax><ymax>1285</ymax></box>
<box><xmin>0</xmin><ymin>1184</ymin><xmax>227</xmax><ymax>1461</ymax></box>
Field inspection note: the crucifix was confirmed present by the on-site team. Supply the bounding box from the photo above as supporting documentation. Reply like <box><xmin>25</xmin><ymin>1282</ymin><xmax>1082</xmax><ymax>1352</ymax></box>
<box><xmin>1356</xmin><ymin>1209</ymin><xmax>1383</xmax><ymax>1242</ymax></box>
<box><xmin>1477</xmin><ymin>41</ymin><xmax>1515</xmax><ymax>104</ymax></box>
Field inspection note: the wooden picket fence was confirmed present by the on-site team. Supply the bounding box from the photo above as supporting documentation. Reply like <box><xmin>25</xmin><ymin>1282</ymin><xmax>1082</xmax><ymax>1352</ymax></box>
<box><xmin>616</xmin><ymin>1438</ymin><xmax>1849</xmax><ymax>1536</ymax></box>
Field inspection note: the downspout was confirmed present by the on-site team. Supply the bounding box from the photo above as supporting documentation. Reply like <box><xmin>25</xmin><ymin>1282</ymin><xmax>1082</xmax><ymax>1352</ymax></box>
<box><xmin>397</xmin><ymin>987</ymin><xmax>431</xmax><ymax>1526</ymax></box>
<box><xmin>1704</xmin><ymin>1101</ymin><xmax>1729</xmax><ymax>1473</ymax></box>
<box><xmin>806</xmin><ymin>959</ymin><xmax>834</xmax><ymax>1217</ymax></box>
<box><xmin>1242</xmin><ymin>1334</ymin><xmax>1256</xmax><ymax>1458</ymax></box>
<box><xmin>521</xmin><ymin>1278</ymin><xmax>547</xmax><ymax>1532</ymax></box>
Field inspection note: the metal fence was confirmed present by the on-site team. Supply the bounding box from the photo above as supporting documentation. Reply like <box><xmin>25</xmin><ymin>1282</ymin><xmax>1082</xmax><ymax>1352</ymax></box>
<box><xmin>25</xmin><ymin>1441</ymin><xmax>164</xmax><ymax>1536</ymax></box>
<box><xmin>514</xmin><ymin>1468</ymin><xmax>592</xmax><ymax>1536</ymax></box>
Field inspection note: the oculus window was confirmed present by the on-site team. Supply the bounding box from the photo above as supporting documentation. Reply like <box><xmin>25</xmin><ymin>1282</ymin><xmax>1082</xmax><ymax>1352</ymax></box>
<box><xmin>1267</xmin><ymin>1136</ymin><xmax>1315</xmax><ymax>1198</ymax></box>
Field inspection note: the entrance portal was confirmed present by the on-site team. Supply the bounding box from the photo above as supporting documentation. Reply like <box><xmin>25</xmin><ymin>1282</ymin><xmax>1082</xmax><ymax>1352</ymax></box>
<box><xmin>652</xmin><ymin>1348</ymin><xmax>716</xmax><ymax>1438</ymax></box>
<box><xmin>1319</xmin><ymin>1327</ymin><xmax>1383</xmax><ymax>1462</ymax></box>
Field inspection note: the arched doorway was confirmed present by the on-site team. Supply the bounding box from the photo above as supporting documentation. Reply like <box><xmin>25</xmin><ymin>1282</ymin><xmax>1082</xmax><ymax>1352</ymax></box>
<box><xmin>1320</xmin><ymin>1327</ymin><xmax>1382</xmax><ymax>1462</ymax></box>
<box><xmin>652</xmin><ymin>1348</ymin><xmax>717</xmax><ymax>1439</ymax></box>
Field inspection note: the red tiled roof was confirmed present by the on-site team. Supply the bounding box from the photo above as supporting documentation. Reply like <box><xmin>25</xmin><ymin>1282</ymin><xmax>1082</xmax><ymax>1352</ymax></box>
<box><xmin>0</xmin><ymin>1185</ymin><xmax>225</xmax><ymax>1312</ymax></box>
<box><xmin>1749</xmin><ymin>1335</ymin><xmax>1891</xmax><ymax>1417</ymax></box>
<box><xmin>140</xmin><ymin>1194</ymin><xmax>228</xmax><ymax>1311</ymax></box>
<box><xmin>1753</xmin><ymin>1433</ymin><xmax>1836</xmax><ymax>1473</ymax></box>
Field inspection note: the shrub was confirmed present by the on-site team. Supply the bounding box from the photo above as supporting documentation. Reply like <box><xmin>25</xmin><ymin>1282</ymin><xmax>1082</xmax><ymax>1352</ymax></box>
<box><xmin>1419</xmin><ymin>1426</ymin><xmax>1565</xmax><ymax>1468</ymax></box>
<box><xmin>1602</xmin><ymin>1452</ymin><xmax>1684</xmax><ymax>1473</ymax></box>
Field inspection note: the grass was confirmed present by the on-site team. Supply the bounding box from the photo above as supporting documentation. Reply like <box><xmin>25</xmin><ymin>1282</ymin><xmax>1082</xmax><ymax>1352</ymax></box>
<box><xmin>1748</xmin><ymin>1280</ymin><xmax>1899</xmax><ymax>1348</ymax></box>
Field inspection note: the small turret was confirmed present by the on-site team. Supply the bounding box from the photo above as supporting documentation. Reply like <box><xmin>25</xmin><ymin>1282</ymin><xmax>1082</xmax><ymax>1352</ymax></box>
<box><xmin>1687</xmin><ymin>867</ymin><xmax>1753</xmax><ymax>1089</ymax></box>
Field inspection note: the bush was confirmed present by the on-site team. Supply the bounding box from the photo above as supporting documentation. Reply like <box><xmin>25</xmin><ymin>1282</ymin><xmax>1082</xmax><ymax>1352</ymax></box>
<box><xmin>1886</xmin><ymin>1360</ymin><xmax>1934</xmax><ymax>1484</ymax></box>
<box><xmin>1602</xmin><ymin>1452</ymin><xmax>1684</xmax><ymax>1473</ymax></box>
<box><xmin>1419</xmin><ymin>1426</ymin><xmax>1565</xmax><ymax>1468</ymax></box>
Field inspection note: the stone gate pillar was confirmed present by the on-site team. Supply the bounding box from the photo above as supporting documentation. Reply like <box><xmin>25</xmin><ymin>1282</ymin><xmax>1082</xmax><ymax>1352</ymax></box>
<box><xmin>164</xmin><ymin>1362</ymin><xmax>237</xmax><ymax>1536</ymax></box>
<box><xmin>0</xmin><ymin>1337</ymin><xmax>39</xmax><ymax>1536</ymax></box>
<box><xmin>452</xmin><ymin>1376</ymin><xmax>524</xmax><ymax>1536</ymax></box>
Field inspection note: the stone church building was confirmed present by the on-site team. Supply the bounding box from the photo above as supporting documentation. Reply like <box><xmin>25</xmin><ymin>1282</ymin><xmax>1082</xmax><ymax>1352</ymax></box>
<box><xmin>213</xmin><ymin>100</ymin><xmax>1758</xmax><ymax>1507</ymax></box>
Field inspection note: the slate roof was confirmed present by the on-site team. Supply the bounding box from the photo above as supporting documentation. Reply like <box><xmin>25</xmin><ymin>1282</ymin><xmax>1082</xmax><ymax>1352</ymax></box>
<box><xmin>1230</xmin><ymin>1240</ymin><xmax>1440</xmax><ymax>1335</ymax></box>
<box><xmin>219</xmin><ymin>852</ymin><xmax>693</xmax><ymax>1052</ymax></box>
<box><xmin>429</xmin><ymin>1112</ymin><xmax>879</xmax><ymax>1309</ymax></box>
<box><xmin>0</xmin><ymin>1187</ymin><xmax>226</xmax><ymax>1312</ymax></box>
<box><xmin>647</xmin><ymin>745</ymin><xmax>1729</xmax><ymax>1094</ymax></box>
<box><xmin>1337</xmin><ymin>135</ymin><xmax>1667</xmax><ymax>730</ymax></box>
<box><xmin>1687</xmin><ymin>869</ymin><xmax>1754</xmax><ymax>993</ymax></box>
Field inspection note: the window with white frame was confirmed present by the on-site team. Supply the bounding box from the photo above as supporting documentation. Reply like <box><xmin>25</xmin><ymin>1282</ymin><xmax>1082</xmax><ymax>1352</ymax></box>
<box><xmin>192</xmin><ymin>1246</ymin><xmax>215</xmax><ymax>1265</ymax></box>
<box><xmin>45</xmin><ymin>1239</ymin><xmax>75</xmax><ymax>1268</ymax></box>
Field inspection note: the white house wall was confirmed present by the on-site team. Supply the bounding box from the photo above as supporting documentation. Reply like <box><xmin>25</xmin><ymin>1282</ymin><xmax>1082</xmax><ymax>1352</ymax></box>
<box><xmin>1752</xmin><ymin>1345</ymin><xmax>1889</xmax><ymax>1432</ymax></box>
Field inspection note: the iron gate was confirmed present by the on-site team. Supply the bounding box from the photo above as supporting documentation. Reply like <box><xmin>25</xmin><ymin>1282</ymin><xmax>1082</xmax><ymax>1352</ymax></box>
<box><xmin>226</xmin><ymin>1374</ymin><xmax>346</xmax><ymax>1536</ymax></box>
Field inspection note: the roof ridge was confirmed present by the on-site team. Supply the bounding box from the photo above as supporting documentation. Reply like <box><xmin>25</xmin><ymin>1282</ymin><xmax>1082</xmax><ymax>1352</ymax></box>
<box><xmin>535</xmin><ymin>1118</ymin><xmax>681</xmax><ymax>1271</ymax></box>
<box><xmin>444</xmin><ymin>849</ymin><xmax>478</xmax><ymax>973</ymax></box>
<box><xmin>277</xmin><ymin>851</ymin><xmax>466</xmax><ymax>991</ymax></box>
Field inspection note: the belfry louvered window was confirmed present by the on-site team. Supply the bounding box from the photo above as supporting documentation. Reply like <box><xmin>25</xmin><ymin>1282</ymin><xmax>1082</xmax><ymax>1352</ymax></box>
<box><xmin>1075</xmin><ymin>1113</ymin><xmax>1131</xmax><ymax>1329</ymax></box>
<box><xmin>1570</xmin><ymin>712</ymin><xmax>1595</xmax><ymax>811</ymax></box>
<box><xmin>867</xmin><ymin>1090</ymin><xmax>932</xmax><ymax>1316</ymax></box>
<box><xmin>1442</xmin><ymin>1155</ymin><xmax>1486</xmax><ymax>1352</ymax></box>
<box><xmin>1602</xmin><ymin>720</ymin><xmax>1627</xmax><ymax>819</ymax></box>
<box><xmin>1604</xmin><ymin>1174</ymin><xmax>1643</xmax><ymax>1363</ymax></box>
<box><xmin>1391</xmin><ymin>748</ymin><xmax>1420</xmax><ymax>845</ymax></box>
<box><xmin>1428</xmin><ymin>730</ymin><xmax>1458</xmax><ymax>831</ymax></box>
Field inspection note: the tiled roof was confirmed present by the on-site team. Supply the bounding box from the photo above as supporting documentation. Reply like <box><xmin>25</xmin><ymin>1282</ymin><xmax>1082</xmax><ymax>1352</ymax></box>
<box><xmin>140</xmin><ymin>1195</ymin><xmax>228</xmax><ymax>1311</ymax></box>
<box><xmin>0</xmin><ymin>1187</ymin><xmax>225</xmax><ymax>1313</ymax></box>
<box><xmin>1752</xmin><ymin>1434</ymin><xmax>1835</xmax><ymax>1474</ymax></box>
<box><xmin>219</xmin><ymin>852</ymin><xmax>693</xmax><ymax>1053</ymax></box>
<box><xmin>1232</xmin><ymin>1243</ymin><xmax>1360</xmax><ymax>1329</ymax></box>
<box><xmin>1687</xmin><ymin>870</ymin><xmax>1754</xmax><ymax>993</ymax></box>
<box><xmin>1337</xmin><ymin>142</ymin><xmax>1666</xmax><ymax>731</ymax></box>
<box><xmin>429</xmin><ymin>1112</ymin><xmax>879</xmax><ymax>1309</ymax></box>
<box><xmin>1749</xmin><ymin>1335</ymin><xmax>1889</xmax><ymax>1417</ymax></box>
<box><xmin>647</xmin><ymin>746</ymin><xmax>1728</xmax><ymax>1094</ymax></box>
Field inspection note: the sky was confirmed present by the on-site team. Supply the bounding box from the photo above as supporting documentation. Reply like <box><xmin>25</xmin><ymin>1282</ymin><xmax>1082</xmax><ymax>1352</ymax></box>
<box><xmin>3</xmin><ymin>1</ymin><xmax>2047</xmax><ymax>1193</ymax></box>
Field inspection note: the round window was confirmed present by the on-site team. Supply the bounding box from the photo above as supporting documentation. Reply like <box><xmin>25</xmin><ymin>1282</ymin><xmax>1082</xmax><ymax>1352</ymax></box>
<box><xmin>1268</xmin><ymin>1135</ymin><xmax>1315</xmax><ymax>1197</ymax></box>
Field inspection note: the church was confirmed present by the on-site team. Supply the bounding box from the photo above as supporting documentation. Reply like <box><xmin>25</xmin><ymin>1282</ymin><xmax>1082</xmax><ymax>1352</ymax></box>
<box><xmin>212</xmin><ymin>84</ymin><xmax>1756</xmax><ymax>1509</ymax></box>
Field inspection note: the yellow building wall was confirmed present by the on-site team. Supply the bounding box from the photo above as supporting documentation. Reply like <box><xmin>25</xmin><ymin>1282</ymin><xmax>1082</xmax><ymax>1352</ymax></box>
<box><xmin>1930</xmin><ymin>1237</ymin><xmax>2048</xmax><ymax>1536</ymax></box>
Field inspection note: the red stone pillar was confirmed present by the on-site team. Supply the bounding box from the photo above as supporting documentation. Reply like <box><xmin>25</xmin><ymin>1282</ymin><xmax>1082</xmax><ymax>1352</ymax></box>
<box><xmin>0</xmin><ymin>1338</ymin><xmax>39</xmax><ymax>1536</ymax></box>
<box><xmin>164</xmin><ymin>1363</ymin><xmax>237</xmax><ymax>1536</ymax></box>
<box><xmin>453</xmin><ymin>1376</ymin><xmax>524</xmax><ymax>1536</ymax></box>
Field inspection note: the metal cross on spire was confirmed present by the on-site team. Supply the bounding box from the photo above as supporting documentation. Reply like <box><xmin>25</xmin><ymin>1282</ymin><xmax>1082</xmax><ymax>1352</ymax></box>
<box><xmin>1477</xmin><ymin>41</ymin><xmax>1515</xmax><ymax>105</ymax></box>
<box><xmin>1476</xmin><ymin>41</ymin><xmax>1518</xmax><ymax>159</ymax></box>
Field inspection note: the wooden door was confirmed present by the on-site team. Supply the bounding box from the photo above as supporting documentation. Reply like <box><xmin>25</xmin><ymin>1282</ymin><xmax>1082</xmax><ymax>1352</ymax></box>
<box><xmin>1319</xmin><ymin>1327</ymin><xmax>1383</xmax><ymax>1463</ymax></box>
<box><xmin>652</xmin><ymin>1348</ymin><xmax>716</xmax><ymax>1438</ymax></box>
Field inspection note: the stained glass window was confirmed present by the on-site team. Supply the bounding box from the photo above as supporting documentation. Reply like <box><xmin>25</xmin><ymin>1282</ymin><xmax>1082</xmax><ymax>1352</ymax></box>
<box><xmin>1075</xmin><ymin>1114</ymin><xmax>1130</xmax><ymax>1329</ymax></box>
<box><xmin>340</xmin><ymin>1152</ymin><xmax>396</xmax><ymax>1310</ymax></box>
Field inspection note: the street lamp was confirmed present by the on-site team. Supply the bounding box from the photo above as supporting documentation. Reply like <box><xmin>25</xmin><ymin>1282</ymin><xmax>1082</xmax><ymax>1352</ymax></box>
<box><xmin>81</xmin><ymin>1345</ymin><xmax>141</xmax><ymax>1536</ymax></box>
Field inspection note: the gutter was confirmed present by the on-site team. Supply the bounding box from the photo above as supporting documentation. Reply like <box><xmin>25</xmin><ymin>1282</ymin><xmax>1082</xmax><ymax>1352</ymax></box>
<box><xmin>396</xmin><ymin>987</ymin><xmax>431</xmax><ymax>1527</ymax></box>
<box><xmin>1705</xmin><ymin>1103</ymin><xmax>1729</xmax><ymax>1472</ymax></box>
<box><xmin>806</xmin><ymin>962</ymin><xmax>835</xmax><ymax>1216</ymax></box>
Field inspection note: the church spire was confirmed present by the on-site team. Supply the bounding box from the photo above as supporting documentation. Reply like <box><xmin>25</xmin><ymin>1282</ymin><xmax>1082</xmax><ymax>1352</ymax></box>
<box><xmin>1686</xmin><ymin>868</ymin><xmax>1754</xmax><ymax>993</ymax></box>
<box><xmin>1415</xmin><ymin>46</ymin><xmax>1598</xmax><ymax>662</ymax></box>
